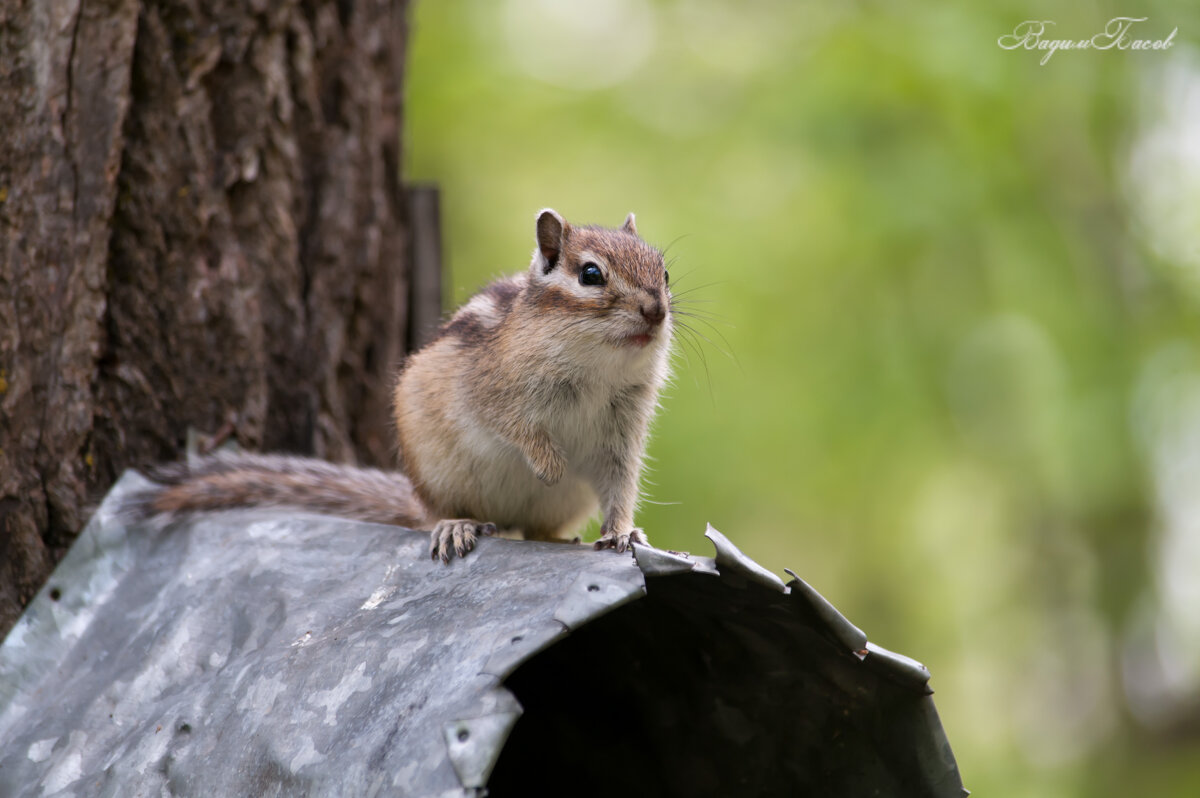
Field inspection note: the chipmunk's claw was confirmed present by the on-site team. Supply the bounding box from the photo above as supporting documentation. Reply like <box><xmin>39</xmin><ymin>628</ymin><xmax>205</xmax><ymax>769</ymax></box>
<box><xmin>429</xmin><ymin>520</ymin><xmax>497</xmax><ymax>563</ymax></box>
<box><xmin>593</xmin><ymin>527</ymin><xmax>647</xmax><ymax>554</ymax></box>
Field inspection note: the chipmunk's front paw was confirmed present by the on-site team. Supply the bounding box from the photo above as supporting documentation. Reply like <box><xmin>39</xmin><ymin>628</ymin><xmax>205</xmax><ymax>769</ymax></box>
<box><xmin>593</xmin><ymin>527</ymin><xmax>648</xmax><ymax>554</ymax></box>
<box><xmin>532</xmin><ymin>450</ymin><xmax>566</xmax><ymax>486</ymax></box>
<box><xmin>429</xmin><ymin>519</ymin><xmax>497</xmax><ymax>564</ymax></box>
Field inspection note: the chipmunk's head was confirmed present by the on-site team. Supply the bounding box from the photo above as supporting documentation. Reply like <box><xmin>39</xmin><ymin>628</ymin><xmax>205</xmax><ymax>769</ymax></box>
<box><xmin>528</xmin><ymin>208</ymin><xmax>671</xmax><ymax>353</ymax></box>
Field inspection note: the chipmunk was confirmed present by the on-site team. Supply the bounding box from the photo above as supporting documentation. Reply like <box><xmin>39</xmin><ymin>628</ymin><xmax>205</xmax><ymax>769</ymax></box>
<box><xmin>127</xmin><ymin>209</ymin><xmax>673</xmax><ymax>562</ymax></box>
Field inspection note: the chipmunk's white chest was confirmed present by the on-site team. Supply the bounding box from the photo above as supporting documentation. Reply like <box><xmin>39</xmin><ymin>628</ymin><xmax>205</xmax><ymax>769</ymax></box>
<box><xmin>548</xmin><ymin>384</ymin><xmax>617</xmax><ymax>457</ymax></box>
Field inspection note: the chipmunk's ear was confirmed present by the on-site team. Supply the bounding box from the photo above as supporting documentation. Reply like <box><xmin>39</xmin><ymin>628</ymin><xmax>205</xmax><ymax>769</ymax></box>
<box><xmin>534</xmin><ymin>208</ymin><xmax>569</xmax><ymax>274</ymax></box>
<box><xmin>621</xmin><ymin>212</ymin><xmax>637</xmax><ymax>236</ymax></box>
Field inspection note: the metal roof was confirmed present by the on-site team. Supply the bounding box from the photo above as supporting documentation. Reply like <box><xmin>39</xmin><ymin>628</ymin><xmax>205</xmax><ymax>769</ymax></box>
<box><xmin>0</xmin><ymin>472</ymin><xmax>967</xmax><ymax>796</ymax></box>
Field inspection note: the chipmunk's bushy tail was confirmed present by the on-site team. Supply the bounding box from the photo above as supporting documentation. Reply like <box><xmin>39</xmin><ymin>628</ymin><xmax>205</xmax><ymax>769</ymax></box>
<box><xmin>123</xmin><ymin>452</ymin><xmax>429</xmax><ymax>528</ymax></box>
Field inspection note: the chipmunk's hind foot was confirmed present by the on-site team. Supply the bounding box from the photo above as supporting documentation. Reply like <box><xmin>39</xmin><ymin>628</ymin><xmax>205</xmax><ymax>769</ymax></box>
<box><xmin>593</xmin><ymin>527</ymin><xmax>647</xmax><ymax>554</ymax></box>
<box><xmin>429</xmin><ymin>519</ymin><xmax>498</xmax><ymax>563</ymax></box>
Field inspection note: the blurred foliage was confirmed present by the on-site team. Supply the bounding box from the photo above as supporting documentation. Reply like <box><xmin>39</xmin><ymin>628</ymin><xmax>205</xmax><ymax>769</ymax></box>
<box><xmin>405</xmin><ymin>1</ymin><xmax>1200</xmax><ymax>794</ymax></box>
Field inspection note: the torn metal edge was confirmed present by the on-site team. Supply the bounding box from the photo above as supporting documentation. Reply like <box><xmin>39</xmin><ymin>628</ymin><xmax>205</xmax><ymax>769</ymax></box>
<box><xmin>631</xmin><ymin>544</ymin><xmax>695</xmax><ymax>577</ymax></box>
<box><xmin>863</xmin><ymin>641</ymin><xmax>933</xmax><ymax>694</ymax></box>
<box><xmin>704</xmin><ymin>524</ymin><xmax>787</xmax><ymax>592</ymax></box>
<box><xmin>482</xmin><ymin>621</ymin><xmax>569</xmax><ymax>680</ymax></box>
<box><xmin>784</xmin><ymin>569</ymin><xmax>933</xmax><ymax>693</ymax></box>
<box><xmin>443</xmin><ymin>708</ymin><xmax>522</xmax><ymax>788</ymax></box>
<box><xmin>551</xmin><ymin>569</ymin><xmax>647</xmax><ymax>630</ymax></box>
<box><xmin>784</xmin><ymin>569</ymin><xmax>869</xmax><ymax>654</ymax></box>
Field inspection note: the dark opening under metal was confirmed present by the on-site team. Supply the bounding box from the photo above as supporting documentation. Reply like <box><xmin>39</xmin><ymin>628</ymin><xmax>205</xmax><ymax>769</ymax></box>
<box><xmin>493</xmin><ymin>571</ymin><xmax>958</xmax><ymax>797</ymax></box>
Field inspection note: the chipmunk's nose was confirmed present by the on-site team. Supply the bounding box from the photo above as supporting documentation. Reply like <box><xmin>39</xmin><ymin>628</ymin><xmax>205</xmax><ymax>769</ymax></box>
<box><xmin>640</xmin><ymin>295</ymin><xmax>666</xmax><ymax>326</ymax></box>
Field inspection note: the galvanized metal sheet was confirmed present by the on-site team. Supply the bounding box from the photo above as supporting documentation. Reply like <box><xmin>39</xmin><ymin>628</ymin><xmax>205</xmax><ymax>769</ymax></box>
<box><xmin>0</xmin><ymin>473</ymin><xmax>640</xmax><ymax>797</ymax></box>
<box><xmin>0</xmin><ymin>473</ymin><xmax>967</xmax><ymax>797</ymax></box>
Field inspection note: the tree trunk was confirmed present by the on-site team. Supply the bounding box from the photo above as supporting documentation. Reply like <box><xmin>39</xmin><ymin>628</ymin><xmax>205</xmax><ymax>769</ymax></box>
<box><xmin>0</xmin><ymin>0</ymin><xmax>414</xmax><ymax>637</ymax></box>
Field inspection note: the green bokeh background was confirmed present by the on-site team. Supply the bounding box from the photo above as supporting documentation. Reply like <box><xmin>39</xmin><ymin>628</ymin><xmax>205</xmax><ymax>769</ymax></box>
<box><xmin>405</xmin><ymin>1</ymin><xmax>1200</xmax><ymax>794</ymax></box>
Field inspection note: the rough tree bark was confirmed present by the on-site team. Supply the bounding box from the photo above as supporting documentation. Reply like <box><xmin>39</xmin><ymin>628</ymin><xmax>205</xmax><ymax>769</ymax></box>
<box><xmin>0</xmin><ymin>0</ymin><xmax>413</xmax><ymax>637</ymax></box>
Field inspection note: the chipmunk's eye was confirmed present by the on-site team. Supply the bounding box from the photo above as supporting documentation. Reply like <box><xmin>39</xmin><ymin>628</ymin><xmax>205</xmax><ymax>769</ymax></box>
<box><xmin>579</xmin><ymin>263</ymin><xmax>606</xmax><ymax>287</ymax></box>
<box><xmin>664</xmin><ymin>269</ymin><xmax>670</xmax><ymax>285</ymax></box>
